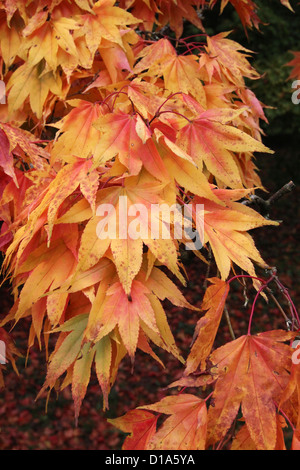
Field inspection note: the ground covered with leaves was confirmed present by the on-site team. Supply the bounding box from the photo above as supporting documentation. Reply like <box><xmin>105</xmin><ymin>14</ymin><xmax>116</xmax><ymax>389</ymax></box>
<box><xmin>0</xmin><ymin>135</ymin><xmax>298</xmax><ymax>450</ymax></box>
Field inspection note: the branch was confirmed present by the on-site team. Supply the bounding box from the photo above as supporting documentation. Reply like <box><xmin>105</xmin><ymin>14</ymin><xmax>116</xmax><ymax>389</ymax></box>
<box><xmin>242</xmin><ymin>181</ymin><xmax>296</xmax><ymax>217</ymax></box>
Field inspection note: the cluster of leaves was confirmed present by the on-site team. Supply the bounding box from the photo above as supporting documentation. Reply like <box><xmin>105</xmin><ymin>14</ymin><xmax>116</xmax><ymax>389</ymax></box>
<box><xmin>285</xmin><ymin>0</ymin><xmax>300</xmax><ymax>116</ymax></box>
<box><xmin>282</xmin><ymin>1</ymin><xmax>300</xmax><ymax>82</ymax></box>
<box><xmin>200</xmin><ymin>0</ymin><xmax>300</xmax><ymax>138</ymax></box>
<box><xmin>0</xmin><ymin>0</ymin><xmax>299</xmax><ymax>450</ymax></box>
<box><xmin>110</xmin><ymin>274</ymin><xmax>300</xmax><ymax>450</ymax></box>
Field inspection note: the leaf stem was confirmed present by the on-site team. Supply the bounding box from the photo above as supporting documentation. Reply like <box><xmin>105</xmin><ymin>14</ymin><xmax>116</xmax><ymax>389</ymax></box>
<box><xmin>274</xmin><ymin>278</ymin><xmax>300</xmax><ymax>329</ymax></box>
<box><xmin>155</xmin><ymin>92</ymin><xmax>184</xmax><ymax>116</ymax></box>
<box><xmin>205</xmin><ymin>391</ymin><xmax>214</xmax><ymax>402</ymax></box>
<box><xmin>247</xmin><ymin>275</ymin><xmax>276</xmax><ymax>335</ymax></box>
<box><xmin>275</xmin><ymin>401</ymin><xmax>295</xmax><ymax>431</ymax></box>
<box><xmin>266</xmin><ymin>287</ymin><xmax>292</xmax><ymax>329</ymax></box>
<box><xmin>227</xmin><ymin>274</ymin><xmax>265</xmax><ymax>285</ymax></box>
<box><xmin>155</xmin><ymin>110</ymin><xmax>192</xmax><ymax>123</ymax></box>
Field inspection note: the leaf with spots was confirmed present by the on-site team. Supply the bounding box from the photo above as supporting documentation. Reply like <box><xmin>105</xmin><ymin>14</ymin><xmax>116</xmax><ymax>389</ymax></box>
<box><xmin>207</xmin><ymin>330</ymin><xmax>296</xmax><ymax>450</ymax></box>
<box><xmin>176</xmin><ymin>108</ymin><xmax>272</xmax><ymax>188</ymax></box>
<box><xmin>136</xmin><ymin>394</ymin><xmax>208</xmax><ymax>450</ymax></box>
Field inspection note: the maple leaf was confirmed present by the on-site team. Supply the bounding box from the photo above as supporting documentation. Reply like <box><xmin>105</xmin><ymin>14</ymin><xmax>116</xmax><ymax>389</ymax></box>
<box><xmin>0</xmin><ymin>127</ymin><xmax>18</xmax><ymax>186</ymax></box>
<box><xmin>167</xmin><ymin>373</ymin><xmax>215</xmax><ymax>390</ymax></box>
<box><xmin>279</xmin><ymin>345</ymin><xmax>300</xmax><ymax>431</ymax></box>
<box><xmin>0</xmin><ymin>327</ymin><xmax>21</xmax><ymax>389</ymax></box>
<box><xmin>37</xmin><ymin>281</ymin><xmax>182</xmax><ymax>416</ymax></box>
<box><xmin>184</xmin><ymin>278</ymin><xmax>229</xmax><ymax>375</ymax></box>
<box><xmin>78</xmin><ymin>257</ymin><xmax>186</xmax><ymax>364</ymax></box>
<box><xmin>287</xmin><ymin>52</ymin><xmax>300</xmax><ymax>81</ymax></box>
<box><xmin>108</xmin><ymin>409</ymin><xmax>158</xmax><ymax>450</ymax></box>
<box><xmin>2</xmin><ymin>0</ymin><xmax>139</xmax><ymax>121</ymax></box>
<box><xmin>59</xmin><ymin>179</ymin><xmax>186</xmax><ymax>292</ymax></box>
<box><xmin>0</xmin><ymin>122</ymin><xmax>49</xmax><ymax>171</ymax></box>
<box><xmin>137</xmin><ymin>394</ymin><xmax>208</xmax><ymax>450</ymax></box>
<box><xmin>207</xmin><ymin>330</ymin><xmax>296</xmax><ymax>450</ymax></box>
<box><xmin>121</xmin><ymin>0</ymin><xmax>204</xmax><ymax>38</ymax></box>
<box><xmin>205</xmin><ymin>32</ymin><xmax>260</xmax><ymax>87</ymax></box>
<box><xmin>51</xmin><ymin>257</ymin><xmax>114</xmax><ymax>298</ymax></box>
<box><xmin>230</xmin><ymin>422</ymin><xmax>257</xmax><ymax>450</ymax></box>
<box><xmin>126</xmin><ymin>79</ymin><xmax>165</xmax><ymax>120</ymax></box>
<box><xmin>6</xmin><ymin>159</ymin><xmax>99</xmax><ymax>266</ymax></box>
<box><xmin>22</xmin><ymin>15</ymin><xmax>81</xmax><ymax>72</ymax></box>
<box><xmin>0</xmin><ymin>13</ymin><xmax>21</xmax><ymax>68</ymax></box>
<box><xmin>51</xmin><ymin>99</ymin><xmax>107</xmax><ymax>163</ymax></box>
<box><xmin>86</xmin><ymin>280</ymin><xmax>161</xmax><ymax>359</ymax></box>
<box><xmin>217</xmin><ymin>0</ymin><xmax>261</xmax><ymax>30</ymax></box>
<box><xmin>134</xmin><ymin>39</ymin><xmax>206</xmax><ymax>106</ymax></box>
<box><xmin>71</xmin><ymin>341</ymin><xmax>96</xmax><ymax>425</ymax></box>
<box><xmin>133</xmin><ymin>38</ymin><xmax>176</xmax><ymax>74</ymax></box>
<box><xmin>231</xmin><ymin>414</ymin><xmax>287</xmax><ymax>450</ymax></box>
<box><xmin>0</xmin><ymin>0</ymin><xmax>297</xmax><ymax>444</ymax></box>
<box><xmin>150</xmin><ymin>126</ymin><xmax>222</xmax><ymax>204</ymax></box>
<box><xmin>120</xmin><ymin>0</ymin><xmax>158</xmax><ymax>33</ymax></box>
<box><xmin>7</xmin><ymin>61</ymin><xmax>64</xmax><ymax>119</ymax></box>
<box><xmin>36</xmin><ymin>314</ymin><xmax>89</xmax><ymax>408</ymax></box>
<box><xmin>158</xmin><ymin>0</ymin><xmax>205</xmax><ymax>38</ymax></box>
<box><xmin>191</xmin><ymin>191</ymin><xmax>279</xmax><ymax>280</ymax></box>
<box><xmin>199</xmin><ymin>52</ymin><xmax>222</xmax><ymax>84</ymax></box>
<box><xmin>92</xmin><ymin>111</ymin><xmax>169</xmax><ymax>181</ymax></box>
<box><xmin>14</xmin><ymin>237</ymin><xmax>76</xmax><ymax>324</ymax></box>
<box><xmin>176</xmin><ymin>107</ymin><xmax>272</xmax><ymax>188</ymax></box>
<box><xmin>90</xmin><ymin>0</ymin><xmax>139</xmax><ymax>50</ymax></box>
<box><xmin>137</xmin><ymin>264</ymin><xmax>197</xmax><ymax>310</ymax></box>
<box><xmin>135</xmin><ymin>262</ymin><xmax>196</xmax><ymax>361</ymax></box>
<box><xmin>82</xmin><ymin>262</ymin><xmax>187</xmax><ymax>364</ymax></box>
<box><xmin>161</xmin><ymin>54</ymin><xmax>206</xmax><ymax>107</ymax></box>
<box><xmin>94</xmin><ymin>334</ymin><xmax>114</xmax><ymax>410</ymax></box>
<box><xmin>37</xmin><ymin>311</ymin><xmax>124</xmax><ymax>415</ymax></box>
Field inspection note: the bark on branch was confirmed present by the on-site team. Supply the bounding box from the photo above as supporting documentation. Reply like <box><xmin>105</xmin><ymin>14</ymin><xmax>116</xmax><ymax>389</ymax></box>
<box><xmin>242</xmin><ymin>181</ymin><xmax>296</xmax><ymax>217</ymax></box>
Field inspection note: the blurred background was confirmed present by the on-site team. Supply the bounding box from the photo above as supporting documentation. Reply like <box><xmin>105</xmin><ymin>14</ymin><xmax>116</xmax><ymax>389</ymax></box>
<box><xmin>0</xmin><ymin>0</ymin><xmax>299</xmax><ymax>450</ymax></box>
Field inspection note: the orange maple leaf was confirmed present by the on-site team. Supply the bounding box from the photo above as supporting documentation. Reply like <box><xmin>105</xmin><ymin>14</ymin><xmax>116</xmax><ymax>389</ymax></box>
<box><xmin>185</xmin><ymin>278</ymin><xmax>229</xmax><ymax>375</ymax></box>
<box><xmin>205</xmin><ymin>32</ymin><xmax>260</xmax><ymax>86</ymax></box>
<box><xmin>176</xmin><ymin>107</ymin><xmax>272</xmax><ymax>188</ymax></box>
<box><xmin>190</xmin><ymin>190</ymin><xmax>279</xmax><ymax>280</ymax></box>
<box><xmin>136</xmin><ymin>394</ymin><xmax>208</xmax><ymax>450</ymax></box>
<box><xmin>207</xmin><ymin>330</ymin><xmax>296</xmax><ymax>450</ymax></box>
<box><xmin>287</xmin><ymin>52</ymin><xmax>300</xmax><ymax>81</ymax></box>
<box><xmin>92</xmin><ymin>111</ymin><xmax>169</xmax><ymax>181</ymax></box>
<box><xmin>108</xmin><ymin>409</ymin><xmax>158</xmax><ymax>450</ymax></box>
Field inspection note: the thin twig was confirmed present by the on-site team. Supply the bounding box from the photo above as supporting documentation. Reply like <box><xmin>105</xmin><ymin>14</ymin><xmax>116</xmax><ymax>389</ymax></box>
<box><xmin>274</xmin><ymin>277</ymin><xmax>300</xmax><ymax>329</ymax></box>
<box><xmin>224</xmin><ymin>304</ymin><xmax>236</xmax><ymax>340</ymax></box>
<box><xmin>241</xmin><ymin>275</ymin><xmax>249</xmax><ymax>308</ymax></box>
<box><xmin>266</xmin><ymin>287</ymin><xmax>292</xmax><ymax>330</ymax></box>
